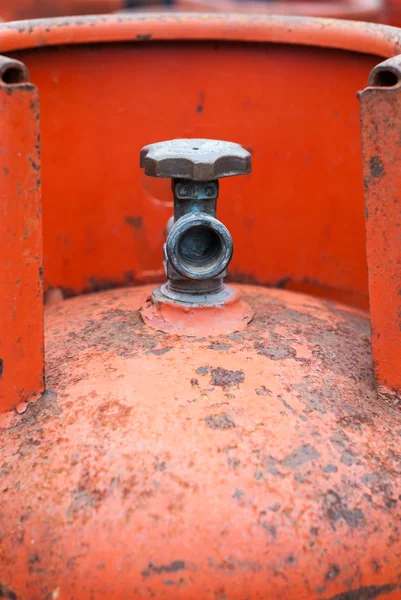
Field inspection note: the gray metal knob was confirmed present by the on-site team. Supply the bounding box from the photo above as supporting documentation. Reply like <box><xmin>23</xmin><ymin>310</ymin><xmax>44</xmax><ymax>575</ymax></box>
<box><xmin>140</xmin><ymin>138</ymin><xmax>251</xmax><ymax>181</ymax></box>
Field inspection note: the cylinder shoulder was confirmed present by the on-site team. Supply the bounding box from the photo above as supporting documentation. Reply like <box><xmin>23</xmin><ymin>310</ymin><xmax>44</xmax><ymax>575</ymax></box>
<box><xmin>1</xmin><ymin>284</ymin><xmax>401</xmax><ymax>600</ymax></box>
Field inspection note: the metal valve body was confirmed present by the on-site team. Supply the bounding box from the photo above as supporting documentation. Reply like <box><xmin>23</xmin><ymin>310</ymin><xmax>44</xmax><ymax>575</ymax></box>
<box><xmin>140</xmin><ymin>139</ymin><xmax>251</xmax><ymax>305</ymax></box>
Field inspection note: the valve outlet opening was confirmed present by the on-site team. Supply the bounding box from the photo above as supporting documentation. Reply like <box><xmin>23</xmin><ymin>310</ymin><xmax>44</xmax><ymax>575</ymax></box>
<box><xmin>1</xmin><ymin>66</ymin><xmax>27</xmax><ymax>85</ymax></box>
<box><xmin>371</xmin><ymin>69</ymin><xmax>400</xmax><ymax>88</ymax></box>
<box><xmin>177</xmin><ymin>226</ymin><xmax>224</xmax><ymax>275</ymax></box>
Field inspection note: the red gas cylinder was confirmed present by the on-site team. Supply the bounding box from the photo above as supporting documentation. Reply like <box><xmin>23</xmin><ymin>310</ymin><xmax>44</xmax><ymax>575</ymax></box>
<box><xmin>1</xmin><ymin>14</ymin><xmax>401</xmax><ymax>600</ymax></box>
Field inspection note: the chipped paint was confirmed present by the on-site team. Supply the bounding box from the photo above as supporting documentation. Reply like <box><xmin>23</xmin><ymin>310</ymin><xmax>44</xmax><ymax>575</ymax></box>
<box><xmin>0</xmin><ymin>283</ymin><xmax>400</xmax><ymax>598</ymax></box>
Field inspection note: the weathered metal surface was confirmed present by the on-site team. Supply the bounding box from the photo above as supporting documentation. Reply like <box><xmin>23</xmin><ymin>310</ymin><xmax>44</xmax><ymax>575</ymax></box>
<box><xmin>166</xmin><ymin>212</ymin><xmax>233</xmax><ymax>282</ymax></box>
<box><xmin>360</xmin><ymin>56</ymin><xmax>401</xmax><ymax>397</ymax></box>
<box><xmin>140</xmin><ymin>139</ymin><xmax>251</xmax><ymax>181</ymax></box>
<box><xmin>0</xmin><ymin>15</ymin><xmax>399</xmax><ymax>307</ymax></box>
<box><xmin>0</xmin><ymin>55</ymin><xmax>44</xmax><ymax>414</ymax></box>
<box><xmin>141</xmin><ymin>138</ymin><xmax>250</xmax><ymax>296</ymax></box>
<box><xmin>1</xmin><ymin>284</ymin><xmax>401</xmax><ymax>598</ymax></box>
<box><xmin>142</xmin><ymin>284</ymin><xmax>254</xmax><ymax>334</ymax></box>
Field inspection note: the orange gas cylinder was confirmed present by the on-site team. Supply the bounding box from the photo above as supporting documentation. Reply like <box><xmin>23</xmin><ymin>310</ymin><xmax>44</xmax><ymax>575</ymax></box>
<box><xmin>2</xmin><ymin>15</ymin><xmax>401</xmax><ymax>600</ymax></box>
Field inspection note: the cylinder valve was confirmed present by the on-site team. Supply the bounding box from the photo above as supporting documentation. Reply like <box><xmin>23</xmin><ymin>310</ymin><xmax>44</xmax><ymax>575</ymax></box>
<box><xmin>140</xmin><ymin>138</ymin><xmax>251</xmax><ymax>305</ymax></box>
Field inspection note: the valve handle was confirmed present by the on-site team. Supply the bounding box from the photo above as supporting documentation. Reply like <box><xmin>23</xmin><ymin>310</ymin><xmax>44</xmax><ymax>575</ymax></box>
<box><xmin>140</xmin><ymin>138</ymin><xmax>251</xmax><ymax>181</ymax></box>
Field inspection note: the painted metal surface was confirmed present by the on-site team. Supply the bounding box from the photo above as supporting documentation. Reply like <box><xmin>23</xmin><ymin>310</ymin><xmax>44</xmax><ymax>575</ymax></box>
<box><xmin>0</xmin><ymin>56</ymin><xmax>44</xmax><ymax>414</ymax></box>
<box><xmin>0</xmin><ymin>17</ymin><xmax>401</xmax><ymax>598</ymax></box>
<box><xmin>0</xmin><ymin>0</ymin><xmax>126</xmax><ymax>20</ymax></box>
<box><xmin>1</xmin><ymin>284</ymin><xmax>401</xmax><ymax>599</ymax></box>
<box><xmin>0</xmin><ymin>15</ymin><xmax>398</xmax><ymax>308</ymax></box>
<box><xmin>360</xmin><ymin>56</ymin><xmax>401</xmax><ymax>396</ymax></box>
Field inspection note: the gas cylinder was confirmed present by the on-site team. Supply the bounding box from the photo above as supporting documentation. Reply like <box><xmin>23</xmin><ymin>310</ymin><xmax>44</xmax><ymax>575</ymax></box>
<box><xmin>2</xmin><ymin>126</ymin><xmax>401</xmax><ymax>597</ymax></box>
<box><xmin>2</xmin><ymin>14</ymin><xmax>401</xmax><ymax>600</ymax></box>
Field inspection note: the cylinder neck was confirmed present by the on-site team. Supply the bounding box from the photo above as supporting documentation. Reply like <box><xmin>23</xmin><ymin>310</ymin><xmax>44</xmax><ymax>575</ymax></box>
<box><xmin>173</xmin><ymin>179</ymin><xmax>219</xmax><ymax>221</ymax></box>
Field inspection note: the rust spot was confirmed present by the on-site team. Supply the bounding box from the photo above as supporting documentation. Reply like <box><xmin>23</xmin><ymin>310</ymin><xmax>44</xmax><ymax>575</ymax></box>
<box><xmin>261</xmin><ymin>521</ymin><xmax>276</xmax><ymax>537</ymax></box>
<box><xmin>196</xmin><ymin>366</ymin><xmax>210</xmax><ymax>376</ymax></box>
<box><xmin>323</xmin><ymin>490</ymin><xmax>366</xmax><ymax>529</ymax></box>
<box><xmin>0</xmin><ymin>359</ymin><xmax>3</xmax><ymax>377</ymax></box>
<box><xmin>232</xmin><ymin>488</ymin><xmax>244</xmax><ymax>499</ymax></box>
<box><xmin>282</xmin><ymin>444</ymin><xmax>320</xmax><ymax>468</ymax></box>
<box><xmin>340</xmin><ymin>452</ymin><xmax>355</xmax><ymax>466</ymax></box>
<box><xmin>372</xmin><ymin>559</ymin><xmax>381</xmax><ymax>573</ymax></box>
<box><xmin>322</xmin><ymin>464</ymin><xmax>338</xmax><ymax>473</ymax></box>
<box><xmin>205</xmin><ymin>413</ymin><xmax>235</xmax><ymax>430</ymax></box>
<box><xmin>254</xmin><ymin>341</ymin><xmax>296</xmax><ymax>360</ymax></box>
<box><xmin>0</xmin><ymin>583</ymin><xmax>17</xmax><ymax>600</ymax></box>
<box><xmin>141</xmin><ymin>560</ymin><xmax>186</xmax><ymax>577</ymax></box>
<box><xmin>147</xmin><ymin>347</ymin><xmax>172</xmax><ymax>356</ymax></box>
<box><xmin>136</xmin><ymin>34</ymin><xmax>152</xmax><ymax>41</ymax></box>
<box><xmin>369</xmin><ymin>156</ymin><xmax>385</xmax><ymax>178</ymax></box>
<box><xmin>285</xmin><ymin>553</ymin><xmax>297</xmax><ymax>566</ymax></box>
<box><xmin>196</xmin><ymin>91</ymin><xmax>205</xmax><ymax>114</ymax></box>
<box><xmin>27</xmin><ymin>156</ymin><xmax>40</xmax><ymax>172</ymax></box>
<box><xmin>211</xmin><ymin>367</ymin><xmax>245</xmax><ymax>387</ymax></box>
<box><xmin>256</xmin><ymin>386</ymin><xmax>272</xmax><ymax>396</ymax></box>
<box><xmin>208</xmin><ymin>342</ymin><xmax>232</xmax><ymax>352</ymax></box>
<box><xmin>125</xmin><ymin>216</ymin><xmax>143</xmax><ymax>229</ymax></box>
<box><xmin>155</xmin><ymin>460</ymin><xmax>167</xmax><ymax>472</ymax></box>
<box><xmin>325</xmin><ymin>564</ymin><xmax>341</xmax><ymax>581</ymax></box>
<box><xmin>67</xmin><ymin>487</ymin><xmax>107</xmax><ymax>518</ymax></box>
<box><xmin>15</xmin><ymin>391</ymin><xmax>62</xmax><ymax>428</ymax></box>
<box><xmin>323</xmin><ymin>583</ymin><xmax>397</xmax><ymax>600</ymax></box>
<box><xmin>265</xmin><ymin>456</ymin><xmax>282</xmax><ymax>476</ymax></box>
<box><xmin>93</xmin><ymin>400</ymin><xmax>133</xmax><ymax>431</ymax></box>
<box><xmin>28</xmin><ymin>553</ymin><xmax>42</xmax><ymax>574</ymax></box>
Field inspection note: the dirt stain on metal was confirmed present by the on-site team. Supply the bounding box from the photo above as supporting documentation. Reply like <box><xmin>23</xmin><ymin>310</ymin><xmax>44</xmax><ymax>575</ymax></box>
<box><xmin>205</xmin><ymin>413</ymin><xmax>236</xmax><ymax>430</ymax></box>
<box><xmin>196</xmin><ymin>91</ymin><xmax>205</xmax><ymax>114</ymax></box>
<box><xmin>323</xmin><ymin>490</ymin><xmax>366</xmax><ymax>529</ymax></box>
<box><xmin>211</xmin><ymin>367</ymin><xmax>245</xmax><ymax>387</ymax></box>
<box><xmin>0</xmin><ymin>582</ymin><xmax>17</xmax><ymax>600</ymax></box>
<box><xmin>142</xmin><ymin>560</ymin><xmax>186</xmax><ymax>577</ymax></box>
<box><xmin>369</xmin><ymin>156</ymin><xmax>385</xmax><ymax>178</ymax></box>
<box><xmin>196</xmin><ymin>366</ymin><xmax>211</xmax><ymax>375</ymax></box>
<box><xmin>255</xmin><ymin>386</ymin><xmax>272</xmax><ymax>396</ymax></box>
<box><xmin>325</xmin><ymin>564</ymin><xmax>341</xmax><ymax>581</ymax></box>
<box><xmin>125</xmin><ymin>216</ymin><xmax>143</xmax><ymax>229</ymax></box>
<box><xmin>282</xmin><ymin>444</ymin><xmax>320</xmax><ymax>468</ymax></box>
<box><xmin>322</xmin><ymin>583</ymin><xmax>397</xmax><ymax>600</ymax></box>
